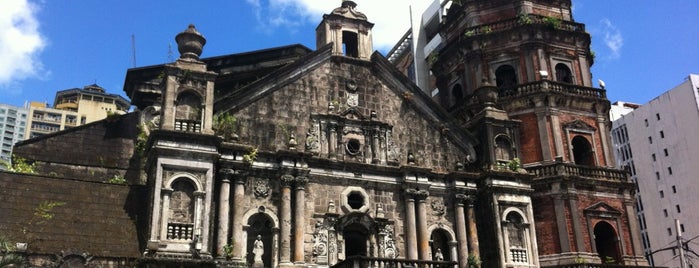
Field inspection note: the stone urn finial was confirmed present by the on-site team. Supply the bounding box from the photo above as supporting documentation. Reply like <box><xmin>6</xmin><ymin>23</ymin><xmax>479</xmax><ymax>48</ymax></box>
<box><xmin>475</xmin><ymin>79</ymin><xmax>499</xmax><ymax>107</ymax></box>
<box><xmin>175</xmin><ymin>24</ymin><xmax>206</xmax><ymax>60</ymax></box>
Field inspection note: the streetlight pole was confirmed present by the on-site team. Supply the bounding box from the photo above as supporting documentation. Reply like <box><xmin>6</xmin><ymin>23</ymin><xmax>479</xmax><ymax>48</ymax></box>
<box><xmin>676</xmin><ymin>219</ymin><xmax>687</xmax><ymax>268</ymax></box>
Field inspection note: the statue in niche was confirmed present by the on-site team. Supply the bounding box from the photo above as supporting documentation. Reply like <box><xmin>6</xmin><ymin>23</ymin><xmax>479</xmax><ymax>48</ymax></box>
<box><xmin>252</xmin><ymin>235</ymin><xmax>264</xmax><ymax>267</ymax></box>
<box><xmin>434</xmin><ymin>248</ymin><xmax>444</xmax><ymax>261</ymax></box>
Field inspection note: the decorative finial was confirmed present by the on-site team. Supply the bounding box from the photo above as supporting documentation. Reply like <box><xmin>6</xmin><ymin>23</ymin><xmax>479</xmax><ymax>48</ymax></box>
<box><xmin>175</xmin><ymin>24</ymin><xmax>207</xmax><ymax>60</ymax></box>
<box><xmin>288</xmin><ymin>133</ymin><xmax>298</xmax><ymax>150</ymax></box>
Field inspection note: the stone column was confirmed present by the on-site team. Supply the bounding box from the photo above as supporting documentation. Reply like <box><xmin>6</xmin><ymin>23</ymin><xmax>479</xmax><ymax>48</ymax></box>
<box><xmin>232</xmin><ymin>171</ymin><xmax>247</xmax><ymax>260</ymax></box>
<box><xmin>625</xmin><ymin>200</ymin><xmax>644</xmax><ymax>256</ymax></box>
<box><xmin>553</xmin><ymin>194</ymin><xmax>571</xmax><ymax>252</ymax></box>
<box><xmin>404</xmin><ymin>189</ymin><xmax>418</xmax><ymax>260</ymax></box>
<box><xmin>466</xmin><ymin>200</ymin><xmax>480</xmax><ymax>257</ymax></box>
<box><xmin>216</xmin><ymin>169</ymin><xmax>232</xmax><ymax>258</ymax></box>
<box><xmin>415</xmin><ymin>190</ymin><xmax>430</xmax><ymax>260</ymax></box>
<box><xmin>293</xmin><ymin>176</ymin><xmax>308</xmax><ymax>264</ymax></box>
<box><xmin>279</xmin><ymin>175</ymin><xmax>294</xmax><ymax>265</ymax></box>
<box><xmin>193</xmin><ymin>191</ymin><xmax>206</xmax><ymax>251</ymax></box>
<box><xmin>160</xmin><ymin>188</ymin><xmax>173</xmax><ymax>241</ymax></box>
<box><xmin>550</xmin><ymin>111</ymin><xmax>565</xmax><ymax>159</ymax></box>
<box><xmin>568</xmin><ymin>196</ymin><xmax>586</xmax><ymax>252</ymax></box>
<box><xmin>454</xmin><ymin>194</ymin><xmax>470</xmax><ymax>268</ymax></box>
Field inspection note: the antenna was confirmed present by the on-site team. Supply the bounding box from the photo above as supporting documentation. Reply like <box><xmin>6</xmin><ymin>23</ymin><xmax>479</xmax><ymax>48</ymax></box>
<box><xmin>131</xmin><ymin>34</ymin><xmax>137</xmax><ymax>67</ymax></box>
<box><xmin>167</xmin><ymin>43</ymin><xmax>174</xmax><ymax>62</ymax></box>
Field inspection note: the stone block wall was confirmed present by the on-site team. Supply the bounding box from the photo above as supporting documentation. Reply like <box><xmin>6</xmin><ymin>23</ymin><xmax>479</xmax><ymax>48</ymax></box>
<box><xmin>0</xmin><ymin>172</ymin><xmax>145</xmax><ymax>259</ymax></box>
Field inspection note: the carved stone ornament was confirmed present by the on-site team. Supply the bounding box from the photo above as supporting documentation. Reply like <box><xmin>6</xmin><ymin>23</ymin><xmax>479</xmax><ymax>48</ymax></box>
<box><xmin>140</xmin><ymin>105</ymin><xmax>161</xmax><ymax>134</ymax></box>
<box><xmin>431</xmin><ymin>198</ymin><xmax>446</xmax><ymax>216</ymax></box>
<box><xmin>253</xmin><ymin>178</ymin><xmax>270</xmax><ymax>198</ymax></box>
<box><xmin>312</xmin><ymin>221</ymin><xmax>329</xmax><ymax>257</ymax></box>
<box><xmin>380</xmin><ymin>225</ymin><xmax>398</xmax><ymax>258</ymax></box>
<box><xmin>347</xmin><ymin>93</ymin><xmax>359</xmax><ymax>107</ymax></box>
<box><xmin>305</xmin><ymin>123</ymin><xmax>321</xmax><ymax>154</ymax></box>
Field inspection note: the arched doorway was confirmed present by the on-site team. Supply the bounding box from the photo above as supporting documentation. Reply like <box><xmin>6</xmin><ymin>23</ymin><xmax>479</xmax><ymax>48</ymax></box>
<box><xmin>572</xmin><ymin>136</ymin><xmax>594</xmax><ymax>166</ymax></box>
<box><xmin>246</xmin><ymin>213</ymin><xmax>274</xmax><ymax>267</ymax></box>
<box><xmin>594</xmin><ymin>221</ymin><xmax>620</xmax><ymax>264</ymax></box>
<box><xmin>337</xmin><ymin>213</ymin><xmax>375</xmax><ymax>258</ymax></box>
<box><xmin>430</xmin><ymin>229</ymin><xmax>452</xmax><ymax>261</ymax></box>
<box><xmin>344</xmin><ymin>225</ymin><xmax>369</xmax><ymax>257</ymax></box>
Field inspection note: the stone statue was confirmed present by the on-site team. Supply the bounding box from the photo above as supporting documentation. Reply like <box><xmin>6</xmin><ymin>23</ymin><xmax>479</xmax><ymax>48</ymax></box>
<box><xmin>434</xmin><ymin>248</ymin><xmax>444</xmax><ymax>261</ymax></box>
<box><xmin>252</xmin><ymin>235</ymin><xmax>264</xmax><ymax>267</ymax></box>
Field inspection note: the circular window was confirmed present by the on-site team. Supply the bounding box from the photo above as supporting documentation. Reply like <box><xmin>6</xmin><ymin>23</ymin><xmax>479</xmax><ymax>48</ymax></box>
<box><xmin>346</xmin><ymin>139</ymin><xmax>361</xmax><ymax>155</ymax></box>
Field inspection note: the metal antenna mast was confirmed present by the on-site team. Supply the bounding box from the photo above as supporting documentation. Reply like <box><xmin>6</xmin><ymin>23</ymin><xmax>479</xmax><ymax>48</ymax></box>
<box><xmin>131</xmin><ymin>34</ymin><xmax>137</xmax><ymax>68</ymax></box>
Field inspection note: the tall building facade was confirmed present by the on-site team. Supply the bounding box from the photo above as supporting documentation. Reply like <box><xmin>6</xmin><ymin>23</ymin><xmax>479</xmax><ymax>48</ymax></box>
<box><xmin>24</xmin><ymin>84</ymin><xmax>130</xmax><ymax>138</ymax></box>
<box><xmin>0</xmin><ymin>104</ymin><xmax>28</xmax><ymax>165</ymax></box>
<box><xmin>611</xmin><ymin>74</ymin><xmax>699</xmax><ymax>267</ymax></box>
<box><xmin>1</xmin><ymin>1</ymin><xmax>648</xmax><ymax>268</ymax></box>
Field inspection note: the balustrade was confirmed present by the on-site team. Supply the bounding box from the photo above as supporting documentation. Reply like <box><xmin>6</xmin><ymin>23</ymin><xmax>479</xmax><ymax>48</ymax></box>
<box><xmin>527</xmin><ymin>162</ymin><xmax>628</xmax><ymax>182</ymax></box>
<box><xmin>174</xmin><ymin>119</ymin><xmax>201</xmax><ymax>133</ymax></box>
<box><xmin>167</xmin><ymin>222</ymin><xmax>194</xmax><ymax>240</ymax></box>
<box><xmin>332</xmin><ymin>256</ymin><xmax>456</xmax><ymax>268</ymax></box>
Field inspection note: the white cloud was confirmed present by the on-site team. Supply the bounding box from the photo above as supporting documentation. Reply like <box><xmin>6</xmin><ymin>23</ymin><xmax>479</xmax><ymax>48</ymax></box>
<box><xmin>0</xmin><ymin>0</ymin><xmax>47</xmax><ymax>91</ymax></box>
<box><xmin>245</xmin><ymin>0</ymin><xmax>432</xmax><ymax>52</ymax></box>
<box><xmin>601</xmin><ymin>18</ymin><xmax>623</xmax><ymax>59</ymax></box>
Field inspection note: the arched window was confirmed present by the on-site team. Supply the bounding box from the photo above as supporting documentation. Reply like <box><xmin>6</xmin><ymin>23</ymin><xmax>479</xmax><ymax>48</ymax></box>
<box><xmin>504</xmin><ymin>211</ymin><xmax>528</xmax><ymax>264</ymax></box>
<box><xmin>175</xmin><ymin>91</ymin><xmax>202</xmax><ymax>132</ymax></box>
<box><xmin>342</xmin><ymin>31</ymin><xmax>359</xmax><ymax>58</ymax></box>
<box><xmin>594</xmin><ymin>221</ymin><xmax>621</xmax><ymax>264</ymax></box>
<box><xmin>495</xmin><ymin>136</ymin><xmax>514</xmax><ymax>161</ymax></box>
<box><xmin>555</xmin><ymin>63</ymin><xmax>573</xmax><ymax>83</ymax></box>
<box><xmin>452</xmin><ymin>84</ymin><xmax>464</xmax><ymax>105</ymax></box>
<box><xmin>495</xmin><ymin>65</ymin><xmax>518</xmax><ymax>88</ymax></box>
<box><xmin>167</xmin><ymin>178</ymin><xmax>195</xmax><ymax>240</ymax></box>
<box><xmin>572</xmin><ymin>136</ymin><xmax>594</xmax><ymax>166</ymax></box>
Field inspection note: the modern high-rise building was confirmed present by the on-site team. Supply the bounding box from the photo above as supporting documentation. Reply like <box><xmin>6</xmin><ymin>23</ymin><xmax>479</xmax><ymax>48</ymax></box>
<box><xmin>0</xmin><ymin>104</ymin><xmax>28</xmax><ymax>164</ymax></box>
<box><xmin>24</xmin><ymin>84</ymin><xmax>130</xmax><ymax>139</ymax></box>
<box><xmin>611</xmin><ymin>74</ymin><xmax>699</xmax><ymax>267</ymax></box>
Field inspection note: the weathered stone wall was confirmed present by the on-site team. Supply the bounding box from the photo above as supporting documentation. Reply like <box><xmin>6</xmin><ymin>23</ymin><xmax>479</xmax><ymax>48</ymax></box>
<box><xmin>12</xmin><ymin>113</ymin><xmax>140</xmax><ymax>182</ymax></box>
<box><xmin>0</xmin><ymin>172</ymin><xmax>145</xmax><ymax>259</ymax></box>
<box><xmin>232</xmin><ymin>58</ymin><xmax>468</xmax><ymax>173</ymax></box>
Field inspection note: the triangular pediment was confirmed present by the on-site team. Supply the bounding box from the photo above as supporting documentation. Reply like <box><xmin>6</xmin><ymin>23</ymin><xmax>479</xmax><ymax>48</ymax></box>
<box><xmin>211</xmin><ymin>46</ymin><xmax>479</xmax><ymax>171</ymax></box>
<box><xmin>563</xmin><ymin>119</ymin><xmax>596</xmax><ymax>131</ymax></box>
<box><xmin>584</xmin><ymin>202</ymin><xmax>621</xmax><ymax>216</ymax></box>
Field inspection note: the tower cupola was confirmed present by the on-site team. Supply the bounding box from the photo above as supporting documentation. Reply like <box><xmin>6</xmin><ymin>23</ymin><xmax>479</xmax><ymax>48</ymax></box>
<box><xmin>316</xmin><ymin>1</ymin><xmax>374</xmax><ymax>60</ymax></box>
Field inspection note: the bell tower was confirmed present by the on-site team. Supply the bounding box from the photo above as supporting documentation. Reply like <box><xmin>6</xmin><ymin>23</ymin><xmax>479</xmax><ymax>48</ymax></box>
<box><xmin>142</xmin><ymin>24</ymin><xmax>220</xmax><ymax>262</ymax></box>
<box><xmin>316</xmin><ymin>1</ymin><xmax>374</xmax><ymax>60</ymax></box>
<box><xmin>433</xmin><ymin>0</ymin><xmax>647</xmax><ymax>266</ymax></box>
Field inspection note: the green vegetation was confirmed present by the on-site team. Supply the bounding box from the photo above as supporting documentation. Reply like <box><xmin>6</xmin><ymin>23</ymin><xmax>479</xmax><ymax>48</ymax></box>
<box><xmin>467</xmin><ymin>255</ymin><xmax>481</xmax><ymax>268</ymax></box>
<box><xmin>223</xmin><ymin>244</ymin><xmax>234</xmax><ymax>259</ymax></box>
<box><xmin>543</xmin><ymin>16</ymin><xmax>562</xmax><ymax>29</ymax></box>
<box><xmin>213</xmin><ymin>112</ymin><xmax>238</xmax><ymax>140</ymax></box>
<box><xmin>0</xmin><ymin>236</ymin><xmax>25</xmax><ymax>267</ymax></box>
<box><xmin>518</xmin><ymin>13</ymin><xmax>532</xmax><ymax>25</ymax></box>
<box><xmin>507</xmin><ymin>158</ymin><xmax>521</xmax><ymax>171</ymax></box>
<box><xmin>1</xmin><ymin>155</ymin><xmax>36</xmax><ymax>174</ymax></box>
<box><xmin>243</xmin><ymin>147</ymin><xmax>258</xmax><ymax>164</ymax></box>
<box><xmin>108</xmin><ymin>174</ymin><xmax>127</xmax><ymax>185</ymax></box>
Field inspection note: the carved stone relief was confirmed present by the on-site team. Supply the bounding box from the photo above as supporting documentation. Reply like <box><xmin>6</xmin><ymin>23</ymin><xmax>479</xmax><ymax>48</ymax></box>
<box><xmin>252</xmin><ymin>177</ymin><xmax>270</xmax><ymax>198</ymax></box>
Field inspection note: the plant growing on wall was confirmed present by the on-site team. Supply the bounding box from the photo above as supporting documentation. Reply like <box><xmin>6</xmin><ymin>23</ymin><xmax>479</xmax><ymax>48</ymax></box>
<box><xmin>213</xmin><ymin>112</ymin><xmax>238</xmax><ymax>141</ymax></box>
<box><xmin>243</xmin><ymin>147</ymin><xmax>258</xmax><ymax>165</ymax></box>
<box><xmin>467</xmin><ymin>254</ymin><xmax>481</xmax><ymax>268</ymax></box>
<box><xmin>543</xmin><ymin>16</ymin><xmax>562</xmax><ymax>29</ymax></box>
<box><xmin>1</xmin><ymin>155</ymin><xmax>37</xmax><ymax>174</ymax></box>
<box><xmin>0</xmin><ymin>236</ymin><xmax>25</xmax><ymax>267</ymax></box>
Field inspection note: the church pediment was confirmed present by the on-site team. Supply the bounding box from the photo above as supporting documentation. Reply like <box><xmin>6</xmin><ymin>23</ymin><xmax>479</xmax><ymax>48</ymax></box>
<box><xmin>212</xmin><ymin>48</ymin><xmax>478</xmax><ymax>172</ymax></box>
<box><xmin>563</xmin><ymin>119</ymin><xmax>596</xmax><ymax>132</ymax></box>
<box><xmin>583</xmin><ymin>202</ymin><xmax>621</xmax><ymax>217</ymax></box>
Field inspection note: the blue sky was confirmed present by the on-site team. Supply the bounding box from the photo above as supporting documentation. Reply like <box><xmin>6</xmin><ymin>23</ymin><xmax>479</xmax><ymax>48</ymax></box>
<box><xmin>1</xmin><ymin>0</ymin><xmax>697</xmax><ymax>108</ymax></box>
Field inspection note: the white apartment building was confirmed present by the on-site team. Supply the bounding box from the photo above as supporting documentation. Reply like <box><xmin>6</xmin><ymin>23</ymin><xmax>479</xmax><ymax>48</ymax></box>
<box><xmin>0</xmin><ymin>104</ymin><xmax>28</xmax><ymax>164</ymax></box>
<box><xmin>611</xmin><ymin>74</ymin><xmax>699</xmax><ymax>268</ymax></box>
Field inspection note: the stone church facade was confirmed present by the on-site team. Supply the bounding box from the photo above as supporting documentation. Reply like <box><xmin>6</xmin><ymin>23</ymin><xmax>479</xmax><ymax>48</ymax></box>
<box><xmin>0</xmin><ymin>1</ymin><xmax>648</xmax><ymax>268</ymax></box>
